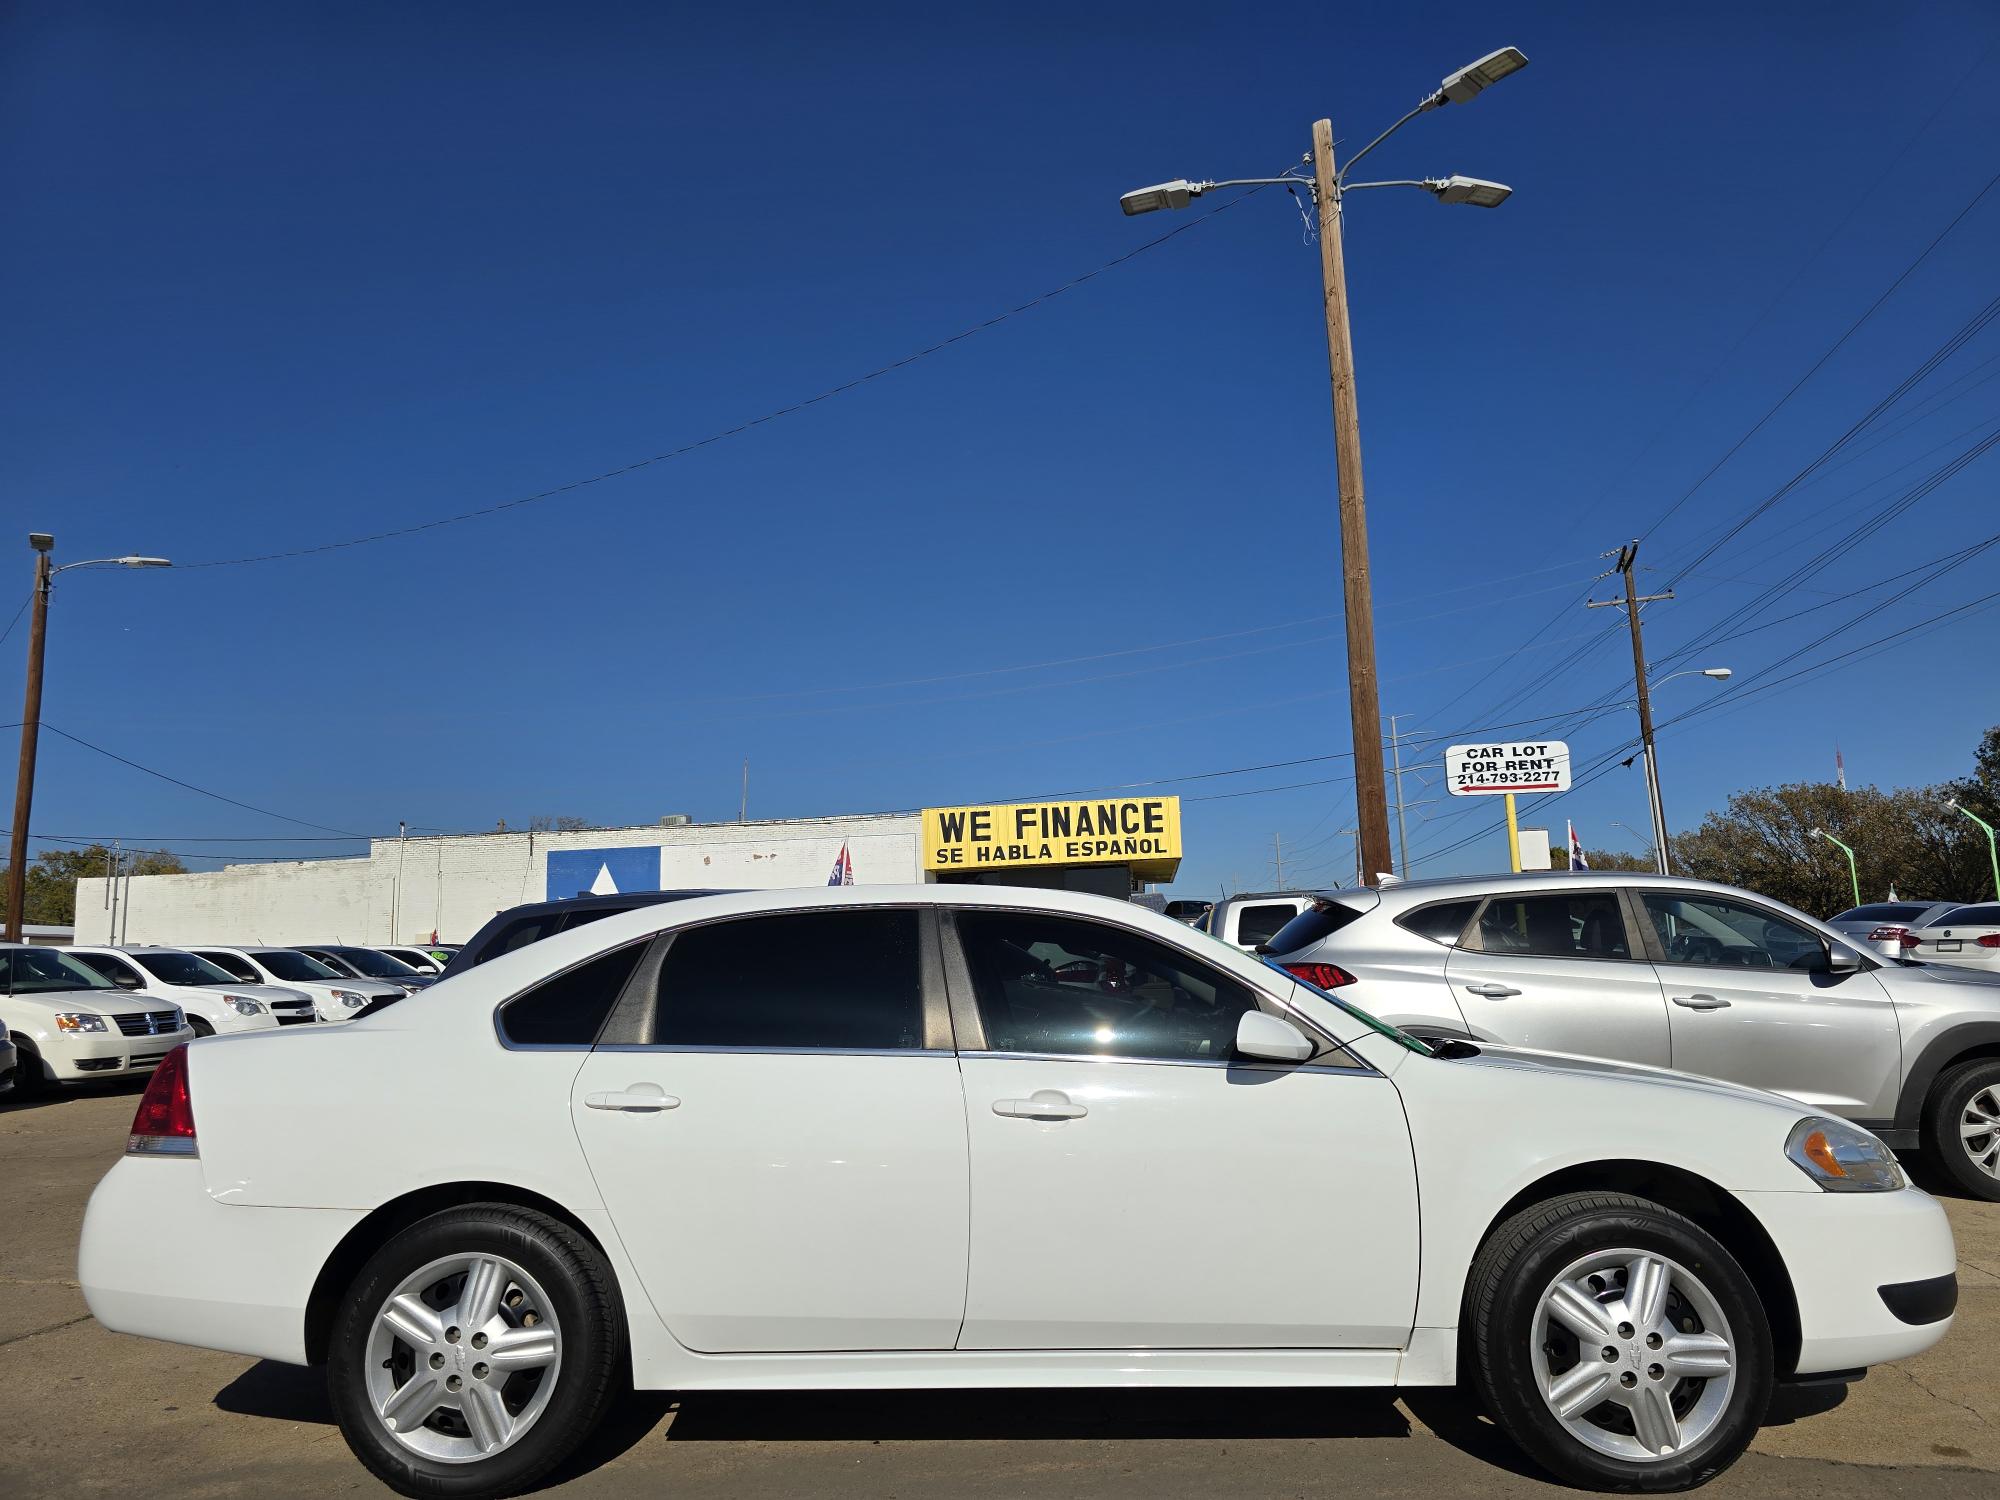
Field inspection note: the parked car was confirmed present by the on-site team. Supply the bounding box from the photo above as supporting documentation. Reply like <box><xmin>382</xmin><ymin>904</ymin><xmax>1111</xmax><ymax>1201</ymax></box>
<box><xmin>376</xmin><ymin>946</ymin><xmax>448</xmax><ymax>975</ymax></box>
<box><xmin>1202</xmin><ymin>890</ymin><xmax>1320</xmax><ymax>949</ymax></box>
<box><xmin>65</xmin><ymin>946</ymin><xmax>318</xmax><ymax>1035</ymax></box>
<box><xmin>291</xmin><ymin>945</ymin><xmax>435</xmax><ymax>995</ymax></box>
<box><xmin>1262</xmin><ymin>872</ymin><xmax>2000</xmax><ymax>1198</ymax></box>
<box><xmin>1904</xmin><ymin>903</ymin><xmax>2000</xmax><ymax>973</ymax></box>
<box><xmin>1</xmin><ymin>943</ymin><xmax>192</xmax><ymax>1095</ymax></box>
<box><xmin>1826</xmin><ymin>901</ymin><xmax>1962</xmax><ymax>960</ymax></box>
<box><xmin>185</xmin><ymin>946</ymin><xmax>403</xmax><ymax>1023</ymax></box>
<box><xmin>1162</xmin><ymin>898</ymin><xmax>1213</xmax><ymax>925</ymax></box>
<box><xmin>81</xmin><ymin>885</ymin><xmax>1955</xmax><ymax>1497</ymax></box>
<box><xmin>441</xmin><ymin>888</ymin><xmax>729</xmax><ymax>976</ymax></box>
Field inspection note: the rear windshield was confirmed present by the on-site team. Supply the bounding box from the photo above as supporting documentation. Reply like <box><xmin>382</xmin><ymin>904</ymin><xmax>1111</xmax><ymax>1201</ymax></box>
<box><xmin>1266</xmin><ymin>897</ymin><xmax>1370</xmax><ymax>955</ymax></box>
<box><xmin>1936</xmin><ymin>904</ymin><xmax>2000</xmax><ymax>926</ymax></box>
<box><xmin>1836</xmin><ymin>903</ymin><xmax>1929</xmax><ymax>923</ymax></box>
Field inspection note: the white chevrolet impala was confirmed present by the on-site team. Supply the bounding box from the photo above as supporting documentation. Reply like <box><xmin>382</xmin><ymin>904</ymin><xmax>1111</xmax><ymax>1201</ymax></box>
<box><xmin>79</xmin><ymin>886</ymin><xmax>1957</xmax><ymax>1496</ymax></box>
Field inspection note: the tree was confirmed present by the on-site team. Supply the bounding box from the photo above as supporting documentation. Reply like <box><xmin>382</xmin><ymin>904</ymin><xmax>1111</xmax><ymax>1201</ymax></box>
<box><xmin>1555</xmin><ymin>847</ymin><xmax>1654</xmax><ymax>873</ymax></box>
<box><xmin>1</xmin><ymin>844</ymin><xmax>186</xmax><ymax>926</ymax></box>
<box><xmin>526</xmin><ymin>815</ymin><xmax>592</xmax><ymax>832</ymax></box>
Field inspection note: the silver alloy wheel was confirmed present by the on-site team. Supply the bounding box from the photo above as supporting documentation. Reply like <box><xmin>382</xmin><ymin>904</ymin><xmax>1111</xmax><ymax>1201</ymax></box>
<box><xmin>1529</xmin><ymin>1248</ymin><xmax>1736</xmax><ymax>1463</ymax></box>
<box><xmin>1963</xmin><ymin>1086</ymin><xmax>2000</xmax><ymax>1179</ymax></box>
<box><xmin>362</xmin><ymin>1252</ymin><xmax>563</xmax><ymax>1464</ymax></box>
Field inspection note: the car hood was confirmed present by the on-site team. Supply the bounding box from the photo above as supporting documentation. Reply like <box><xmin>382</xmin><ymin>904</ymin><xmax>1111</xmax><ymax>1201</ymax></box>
<box><xmin>1454</xmin><ymin>1041</ymin><xmax>1818</xmax><ymax>1115</ymax></box>
<box><xmin>0</xmin><ymin>987</ymin><xmax>123</xmax><ymax>1015</ymax></box>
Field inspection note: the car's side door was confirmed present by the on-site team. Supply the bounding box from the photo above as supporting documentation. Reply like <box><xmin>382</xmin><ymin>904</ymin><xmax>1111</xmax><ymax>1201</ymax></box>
<box><xmin>1441</xmin><ymin>889</ymin><xmax>1672</xmax><ymax>1066</ymax></box>
<box><xmin>947</xmin><ymin>906</ymin><xmax>1418</xmax><ymax>1350</ymax></box>
<box><xmin>1635</xmin><ymin>889</ymin><xmax>1900</xmax><ymax>1119</ymax></box>
<box><xmin>566</xmin><ymin>907</ymin><xmax>970</xmax><ymax>1353</ymax></box>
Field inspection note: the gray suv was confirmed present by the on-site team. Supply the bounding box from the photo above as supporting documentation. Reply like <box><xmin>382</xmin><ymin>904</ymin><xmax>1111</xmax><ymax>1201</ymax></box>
<box><xmin>1264</xmin><ymin>871</ymin><xmax>2000</xmax><ymax>1199</ymax></box>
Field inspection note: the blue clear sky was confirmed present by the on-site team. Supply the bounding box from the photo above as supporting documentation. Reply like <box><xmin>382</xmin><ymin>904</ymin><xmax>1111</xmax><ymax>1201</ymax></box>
<box><xmin>4</xmin><ymin>0</ymin><xmax>1998</xmax><ymax>896</ymax></box>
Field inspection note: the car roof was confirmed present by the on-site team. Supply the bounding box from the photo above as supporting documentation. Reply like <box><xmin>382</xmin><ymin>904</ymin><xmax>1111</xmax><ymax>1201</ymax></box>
<box><xmin>483</xmin><ymin>888</ymin><xmax>737</xmax><ymax>922</ymax></box>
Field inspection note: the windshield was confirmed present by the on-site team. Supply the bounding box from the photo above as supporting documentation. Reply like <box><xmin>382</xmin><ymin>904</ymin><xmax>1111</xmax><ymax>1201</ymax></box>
<box><xmin>5</xmin><ymin>947</ymin><xmax>116</xmax><ymax>995</ymax></box>
<box><xmin>255</xmin><ymin>949</ymin><xmax>341</xmax><ymax>981</ymax></box>
<box><xmin>133</xmin><ymin>950</ymin><xmax>240</xmax><ymax>987</ymax></box>
<box><xmin>326</xmin><ymin>947</ymin><xmax>419</xmax><ymax>979</ymax></box>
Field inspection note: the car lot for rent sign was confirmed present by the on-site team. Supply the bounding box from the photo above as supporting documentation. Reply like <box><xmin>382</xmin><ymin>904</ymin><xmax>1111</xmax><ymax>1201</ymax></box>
<box><xmin>1445</xmin><ymin>741</ymin><xmax>1572</xmax><ymax>796</ymax></box>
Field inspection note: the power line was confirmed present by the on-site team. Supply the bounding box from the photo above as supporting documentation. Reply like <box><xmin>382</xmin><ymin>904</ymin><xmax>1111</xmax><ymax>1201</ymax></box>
<box><xmin>177</xmin><ymin>190</ymin><xmax>1271</xmax><ymax>570</ymax></box>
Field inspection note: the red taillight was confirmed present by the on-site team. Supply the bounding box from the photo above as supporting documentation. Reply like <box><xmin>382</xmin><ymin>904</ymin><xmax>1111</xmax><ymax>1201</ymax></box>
<box><xmin>1899</xmin><ymin>932</ymin><xmax>1923</xmax><ymax>949</ymax></box>
<box><xmin>127</xmin><ymin>1044</ymin><xmax>197</xmax><ymax>1157</ymax></box>
<box><xmin>1977</xmin><ymin>934</ymin><xmax>2000</xmax><ymax>949</ymax></box>
<box><xmin>1284</xmin><ymin>962</ymin><xmax>1357</xmax><ymax>990</ymax></box>
<box><xmin>1866</xmin><ymin>925</ymin><xmax>1911</xmax><ymax>943</ymax></box>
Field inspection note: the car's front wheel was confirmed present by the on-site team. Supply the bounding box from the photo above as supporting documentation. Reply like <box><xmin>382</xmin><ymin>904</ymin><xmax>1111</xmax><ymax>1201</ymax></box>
<box><xmin>1467</xmin><ymin>1192</ymin><xmax>1772</xmax><ymax>1492</ymax></box>
<box><xmin>327</xmin><ymin>1205</ymin><xmax>623</xmax><ymax>1499</ymax></box>
<box><xmin>1922</xmin><ymin>1058</ymin><xmax>2000</xmax><ymax>1200</ymax></box>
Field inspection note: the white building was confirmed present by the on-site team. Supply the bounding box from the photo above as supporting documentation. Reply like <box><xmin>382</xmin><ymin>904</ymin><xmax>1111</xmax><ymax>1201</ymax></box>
<box><xmin>73</xmin><ymin>813</ymin><xmax>921</xmax><ymax>947</ymax></box>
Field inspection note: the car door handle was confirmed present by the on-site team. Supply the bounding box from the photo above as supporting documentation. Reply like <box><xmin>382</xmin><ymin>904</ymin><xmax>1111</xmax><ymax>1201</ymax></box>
<box><xmin>992</xmin><ymin>1091</ymin><xmax>1087</xmax><ymax>1121</ymax></box>
<box><xmin>1464</xmin><ymin>983</ymin><xmax>1522</xmax><ymax>999</ymax></box>
<box><xmin>1671</xmin><ymin>994</ymin><xmax>1731</xmax><ymax>1010</ymax></box>
<box><xmin>584</xmin><ymin>1085</ymin><xmax>681</xmax><ymax>1112</ymax></box>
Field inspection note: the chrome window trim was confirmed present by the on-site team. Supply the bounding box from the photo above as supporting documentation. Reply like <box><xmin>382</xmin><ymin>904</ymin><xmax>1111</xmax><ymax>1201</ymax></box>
<box><xmin>962</xmin><ymin>1047</ymin><xmax>1378</xmax><ymax>1078</ymax></box>
<box><xmin>594</xmin><ymin>1043</ymin><xmax>954</xmax><ymax>1059</ymax></box>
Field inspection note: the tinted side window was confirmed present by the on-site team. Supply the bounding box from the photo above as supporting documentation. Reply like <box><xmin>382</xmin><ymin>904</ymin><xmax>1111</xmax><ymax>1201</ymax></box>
<box><xmin>1642</xmin><ymin>893</ymin><xmax>1824</xmax><ymax>969</ymax></box>
<box><xmin>1395</xmin><ymin>900</ymin><xmax>1478</xmax><ymax>946</ymax></box>
<box><xmin>650</xmin><ymin>910</ymin><xmax>922</xmax><ymax>1050</ymax></box>
<box><xmin>195</xmin><ymin>951</ymin><xmax>261</xmax><ymax>984</ymax></box>
<box><xmin>1267</xmin><ymin>898</ymin><xmax>1369</xmax><ymax>954</ymax></box>
<box><xmin>1235</xmin><ymin>903</ymin><xmax>1301</xmax><ymax>947</ymax></box>
<box><xmin>956</xmin><ymin>910</ymin><xmax>1261</xmax><ymax>1062</ymax></box>
<box><xmin>499</xmin><ymin>941</ymin><xmax>647</xmax><ymax>1046</ymax></box>
<box><xmin>1477</xmin><ymin>893</ymin><xmax>1631</xmax><ymax>959</ymax></box>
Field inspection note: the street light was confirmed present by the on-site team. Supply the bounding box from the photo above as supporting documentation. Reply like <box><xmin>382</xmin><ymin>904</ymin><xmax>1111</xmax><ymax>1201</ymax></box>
<box><xmin>1810</xmin><ymin>827</ymin><xmax>1862</xmax><ymax>910</ymax></box>
<box><xmin>5</xmin><ymin>534</ymin><xmax>173</xmax><ymax>940</ymax></box>
<box><xmin>1118</xmin><ymin>45</ymin><xmax>1528</xmax><ymax>885</ymax></box>
<box><xmin>1948</xmin><ymin>799</ymin><xmax>2000</xmax><ymax>899</ymax></box>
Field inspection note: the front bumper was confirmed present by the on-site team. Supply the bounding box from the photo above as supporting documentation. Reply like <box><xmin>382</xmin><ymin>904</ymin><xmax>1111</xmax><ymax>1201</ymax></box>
<box><xmin>79</xmin><ymin>1156</ymin><xmax>363</xmax><ymax>1365</ymax></box>
<box><xmin>43</xmin><ymin>1025</ymin><xmax>197</xmax><ymax>1082</ymax></box>
<box><xmin>1739</xmin><ymin>1186</ymin><xmax>1958</xmax><ymax>1374</ymax></box>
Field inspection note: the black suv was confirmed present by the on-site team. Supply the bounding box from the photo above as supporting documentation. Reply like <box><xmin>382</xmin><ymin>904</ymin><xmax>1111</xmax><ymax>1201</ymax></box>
<box><xmin>441</xmin><ymin>889</ymin><xmax>733</xmax><ymax>977</ymax></box>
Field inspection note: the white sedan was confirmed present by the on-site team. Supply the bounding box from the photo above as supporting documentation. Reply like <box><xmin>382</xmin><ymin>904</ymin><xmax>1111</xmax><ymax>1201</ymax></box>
<box><xmin>1906</xmin><ymin>902</ymin><xmax>2000</xmax><ymax>972</ymax></box>
<box><xmin>80</xmin><ymin>886</ymin><xmax>1957</xmax><ymax>1496</ymax></box>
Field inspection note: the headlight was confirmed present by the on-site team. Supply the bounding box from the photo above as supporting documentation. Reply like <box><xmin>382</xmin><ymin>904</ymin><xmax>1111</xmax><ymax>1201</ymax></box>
<box><xmin>54</xmin><ymin>1013</ymin><xmax>110</xmax><ymax>1033</ymax></box>
<box><xmin>1786</xmin><ymin>1116</ymin><xmax>1905</xmax><ymax>1192</ymax></box>
<box><xmin>333</xmin><ymin>989</ymin><xmax>366</xmax><ymax>1008</ymax></box>
<box><xmin>224</xmin><ymin>996</ymin><xmax>265</xmax><ymax>1017</ymax></box>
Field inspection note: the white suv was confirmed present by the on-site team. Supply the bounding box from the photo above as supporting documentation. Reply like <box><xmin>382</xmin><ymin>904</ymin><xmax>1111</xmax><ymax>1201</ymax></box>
<box><xmin>186</xmin><ymin>946</ymin><xmax>403</xmax><ymax>1023</ymax></box>
<box><xmin>0</xmin><ymin>943</ymin><xmax>193</xmax><ymax>1095</ymax></box>
<box><xmin>66</xmin><ymin>946</ymin><xmax>317</xmax><ymax>1036</ymax></box>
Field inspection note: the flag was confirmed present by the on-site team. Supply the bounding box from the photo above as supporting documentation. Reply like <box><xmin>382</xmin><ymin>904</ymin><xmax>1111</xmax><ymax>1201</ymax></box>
<box><xmin>1567</xmin><ymin>820</ymin><xmax>1589</xmax><ymax>870</ymax></box>
<box><xmin>827</xmin><ymin>841</ymin><xmax>854</xmax><ymax>886</ymax></box>
<box><xmin>1888</xmin><ymin>883</ymin><xmax>1898</xmax><ymax>901</ymax></box>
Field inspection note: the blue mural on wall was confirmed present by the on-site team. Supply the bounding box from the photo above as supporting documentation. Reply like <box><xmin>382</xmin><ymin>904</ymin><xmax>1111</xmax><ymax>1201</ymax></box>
<box><xmin>546</xmin><ymin>845</ymin><xmax>661</xmax><ymax>901</ymax></box>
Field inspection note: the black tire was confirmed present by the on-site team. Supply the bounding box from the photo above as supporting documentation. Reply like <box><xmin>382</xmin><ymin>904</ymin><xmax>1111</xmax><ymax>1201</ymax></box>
<box><xmin>187</xmin><ymin>1017</ymin><xmax>215</xmax><ymax>1038</ymax></box>
<box><xmin>1466</xmin><ymin>1192</ymin><xmax>1773</xmax><ymax>1492</ymax></box>
<box><xmin>10</xmin><ymin>1047</ymin><xmax>47</xmax><ymax>1100</ymax></box>
<box><xmin>1922</xmin><ymin>1058</ymin><xmax>2000</xmax><ymax>1201</ymax></box>
<box><xmin>326</xmin><ymin>1205</ymin><xmax>624</xmax><ymax>1499</ymax></box>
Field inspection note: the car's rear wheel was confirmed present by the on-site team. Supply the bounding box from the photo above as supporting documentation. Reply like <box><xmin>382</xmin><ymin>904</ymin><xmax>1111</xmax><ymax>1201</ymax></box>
<box><xmin>327</xmin><ymin>1205</ymin><xmax>623</xmax><ymax>1499</ymax></box>
<box><xmin>1467</xmin><ymin>1192</ymin><xmax>1772</xmax><ymax>1492</ymax></box>
<box><xmin>1922</xmin><ymin>1058</ymin><xmax>2000</xmax><ymax>1201</ymax></box>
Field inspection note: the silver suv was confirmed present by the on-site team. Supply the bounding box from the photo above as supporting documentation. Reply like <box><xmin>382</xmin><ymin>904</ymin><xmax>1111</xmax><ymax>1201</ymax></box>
<box><xmin>1263</xmin><ymin>871</ymin><xmax>2000</xmax><ymax>1199</ymax></box>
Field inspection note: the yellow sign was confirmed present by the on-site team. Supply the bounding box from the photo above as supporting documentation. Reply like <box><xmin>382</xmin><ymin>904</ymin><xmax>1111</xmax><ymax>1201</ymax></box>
<box><xmin>922</xmin><ymin>796</ymin><xmax>1182</xmax><ymax>879</ymax></box>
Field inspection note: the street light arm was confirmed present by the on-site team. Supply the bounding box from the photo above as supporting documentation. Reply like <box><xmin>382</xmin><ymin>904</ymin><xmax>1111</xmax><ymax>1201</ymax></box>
<box><xmin>1335</xmin><ymin>102</ymin><xmax>1430</xmax><ymax>184</ymax></box>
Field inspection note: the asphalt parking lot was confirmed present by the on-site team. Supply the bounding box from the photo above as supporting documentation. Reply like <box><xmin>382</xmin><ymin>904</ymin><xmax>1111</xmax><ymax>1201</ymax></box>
<box><xmin>6</xmin><ymin>1083</ymin><xmax>1998</xmax><ymax>1499</ymax></box>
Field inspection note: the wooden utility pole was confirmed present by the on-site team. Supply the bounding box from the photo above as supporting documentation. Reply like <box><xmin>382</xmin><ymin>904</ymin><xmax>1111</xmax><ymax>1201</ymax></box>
<box><xmin>1589</xmin><ymin>542</ymin><xmax>1674</xmax><ymax>875</ymax></box>
<box><xmin>5</xmin><ymin>536</ymin><xmax>54</xmax><ymax>942</ymax></box>
<box><xmin>1311</xmin><ymin>119</ymin><xmax>1392</xmax><ymax>886</ymax></box>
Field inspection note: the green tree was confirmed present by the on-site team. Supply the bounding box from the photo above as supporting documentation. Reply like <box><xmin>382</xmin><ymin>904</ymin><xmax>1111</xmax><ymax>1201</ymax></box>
<box><xmin>1555</xmin><ymin>847</ymin><xmax>1654</xmax><ymax>872</ymax></box>
<box><xmin>2</xmin><ymin>845</ymin><xmax>186</xmax><ymax>926</ymax></box>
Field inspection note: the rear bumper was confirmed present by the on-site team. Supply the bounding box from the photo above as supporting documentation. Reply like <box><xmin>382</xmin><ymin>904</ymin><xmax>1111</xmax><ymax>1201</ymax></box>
<box><xmin>1738</xmin><ymin>1187</ymin><xmax>1958</xmax><ymax>1373</ymax></box>
<box><xmin>79</xmin><ymin>1156</ymin><xmax>362</xmax><ymax>1365</ymax></box>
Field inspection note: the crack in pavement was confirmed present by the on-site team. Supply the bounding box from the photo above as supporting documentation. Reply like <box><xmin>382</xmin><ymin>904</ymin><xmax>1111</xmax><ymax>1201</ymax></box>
<box><xmin>1894</xmin><ymin>1363</ymin><xmax>1992</xmax><ymax>1429</ymax></box>
<box><xmin>0</xmin><ymin>1313</ymin><xmax>92</xmax><ymax>1349</ymax></box>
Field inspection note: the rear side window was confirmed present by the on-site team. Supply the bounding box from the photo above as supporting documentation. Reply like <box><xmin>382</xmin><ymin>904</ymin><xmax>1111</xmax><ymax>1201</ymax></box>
<box><xmin>499</xmin><ymin>941</ymin><xmax>647</xmax><ymax>1046</ymax></box>
<box><xmin>1395</xmin><ymin>900</ymin><xmax>1478</xmax><ymax>946</ymax></box>
<box><xmin>649</xmin><ymin>910</ymin><xmax>923</xmax><ymax>1050</ymax></box>
<box><xmin>1476</xmin><ymin>892</ymin><xmax>1632</xmax><ymax>959</ymax></box>
<box><xmin>1266</xmin><ymin>898</ymin><xmax>1368</xmax><ymax>955</ymax></box>
<box><xmin>1234</xmin><ymin>902</ymin><xmax>1302</xmax><ymax>947</ymax></box>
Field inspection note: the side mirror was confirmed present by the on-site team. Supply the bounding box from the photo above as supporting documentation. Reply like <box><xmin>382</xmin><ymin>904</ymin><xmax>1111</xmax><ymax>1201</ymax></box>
<box><xmin>113</xmin><ymin>971</ymin><xmax>143</xmax><ymax>990</ymax></box>
<box><xmin>1825</xmin><ymin>943</ymin><xmax>1862</xmax><ymax>975</ymax></box>
<box><xmin>1235</xmin><ymin>1010</ymin><xmax>1314</xmax><ymax>1063</ymax></box>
